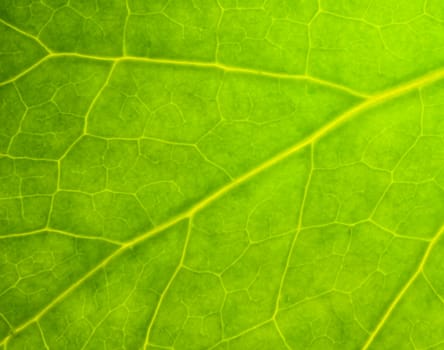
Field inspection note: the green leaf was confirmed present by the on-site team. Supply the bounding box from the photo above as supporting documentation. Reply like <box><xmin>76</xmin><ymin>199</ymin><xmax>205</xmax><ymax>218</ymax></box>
<box><xmin>1</xmin><ymin>1</ymin><xmax>444</xmax><ymax>349</ymax></box>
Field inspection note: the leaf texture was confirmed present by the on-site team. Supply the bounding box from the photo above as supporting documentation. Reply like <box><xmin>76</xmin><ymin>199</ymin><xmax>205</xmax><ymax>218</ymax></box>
<box><xmin>1</xmin><ymin>1</ymin><xmax>444</xmax><ymax>349</ymax></box>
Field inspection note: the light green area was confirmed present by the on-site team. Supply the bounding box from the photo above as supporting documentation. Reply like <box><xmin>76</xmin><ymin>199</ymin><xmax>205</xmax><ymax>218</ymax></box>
<box><xmin>1</xmin><ymin>0</ymin><xmax>444</xmax><ymax>349</ymax></box>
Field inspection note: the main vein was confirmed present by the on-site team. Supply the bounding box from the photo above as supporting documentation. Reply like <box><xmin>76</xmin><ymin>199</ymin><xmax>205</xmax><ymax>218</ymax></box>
<box><xmin>2</xmin><ymin>57</ymin><xmax>444</xmax><ymax>347</ymax></box>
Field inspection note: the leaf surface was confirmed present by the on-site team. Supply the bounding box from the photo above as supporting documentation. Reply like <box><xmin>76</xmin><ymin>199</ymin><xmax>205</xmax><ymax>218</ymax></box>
<box><xmin>1</xmin><ymin>1</ymin><xmax>444</xmax><ymax>349</ymax></box>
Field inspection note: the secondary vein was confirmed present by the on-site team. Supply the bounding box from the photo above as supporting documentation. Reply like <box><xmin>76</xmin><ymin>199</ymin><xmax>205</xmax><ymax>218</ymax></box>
<box><xmin>362</xmin><ymin>224</ymin><xmax>444</xmax><ymax>350</ymax></box>
<box><xmin>0</xmin><ymin>51</ymin><xmax>369</xmax><ymax>98</ymax></box>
